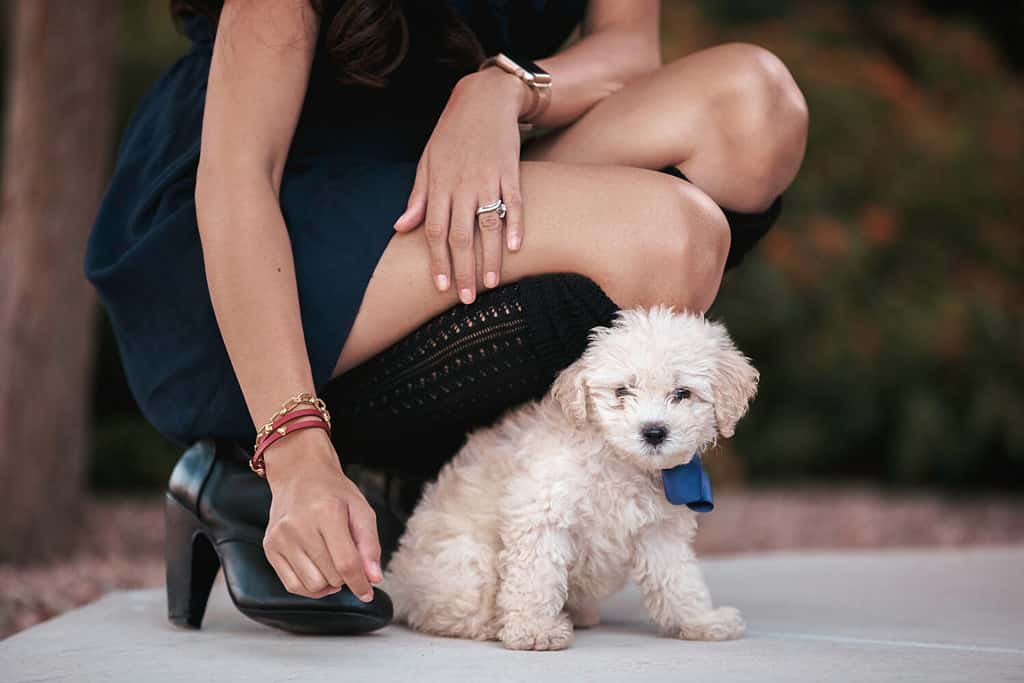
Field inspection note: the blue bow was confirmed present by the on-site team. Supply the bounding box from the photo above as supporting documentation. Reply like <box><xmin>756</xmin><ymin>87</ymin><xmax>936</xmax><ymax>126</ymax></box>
<box><xmin>661</xmin><ymin>453</ymin><xmax>714</xmax><ymax>512</ymax></box>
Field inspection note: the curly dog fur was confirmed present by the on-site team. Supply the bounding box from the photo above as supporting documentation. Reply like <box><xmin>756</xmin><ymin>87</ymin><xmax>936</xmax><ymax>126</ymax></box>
<box><xmin>383</xmin><ymin>306</ymin><xmax>759</xmax><ymax>650</ymax></box>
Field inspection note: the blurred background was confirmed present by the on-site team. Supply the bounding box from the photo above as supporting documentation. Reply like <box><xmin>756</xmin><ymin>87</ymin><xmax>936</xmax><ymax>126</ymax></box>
<box><xmin>1</xmin><ymin>0</ymin><xmax>1021</xmax><ymax>637</ymax></box>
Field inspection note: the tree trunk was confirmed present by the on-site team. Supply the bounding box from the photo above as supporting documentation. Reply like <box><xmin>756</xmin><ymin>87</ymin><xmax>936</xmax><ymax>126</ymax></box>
<box><xmin>0</xmin><ymin>1</ymin><xmax>119</xmax><ymax>562</ymax></box>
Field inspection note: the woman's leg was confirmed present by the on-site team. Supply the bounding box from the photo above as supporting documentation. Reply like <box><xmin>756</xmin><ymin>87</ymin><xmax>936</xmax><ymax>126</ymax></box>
<box><xmin>332</xmin><ymin>160</ymin><xmax>729</xmax><ymax>377</ymax></box>
<box><xmin>323</xmin><ymin>160</ymin><xmax>728</xmax><ymax>480</ymax></box>
<box><xmin>523</xmin><ymin>42</ymin><xmax>809</xmax><ymax>214</ymax></box>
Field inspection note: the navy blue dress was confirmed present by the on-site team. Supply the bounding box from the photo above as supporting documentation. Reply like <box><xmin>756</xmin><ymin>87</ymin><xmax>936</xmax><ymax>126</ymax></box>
<box><xmin>84</xmin><ymin>1</ymin><xmax>589</xmax><ymax>448</ymax></box>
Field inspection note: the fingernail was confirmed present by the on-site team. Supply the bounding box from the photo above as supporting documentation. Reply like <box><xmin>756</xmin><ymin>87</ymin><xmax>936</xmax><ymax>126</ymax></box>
<box><xmin>485</xmin><ymin>271</ymin><xmax>498</xmax><ymax>288</ymax></box>
<box><xmin>459</xmin><ymin>288</ymin><xmax>474</xmax><ymax>304</ymax></box>
<box><xmin>369</xmin><ymin>560</ymin><xmax>382</xmax><ymax>581</ymax></box>
<box><xmin>509</xmin><ymin>233</ymin><xmax>521</xmax><ymax>251</ymax></box>
<box><xmin>436</xmin><ymin>274</ymin><xmax>449</xmax><ymax>291</ymax></box>
<box><xmin>361</xmin><ymin>590</ymin><xmax>375</xmax><ymax>603</ymax></box>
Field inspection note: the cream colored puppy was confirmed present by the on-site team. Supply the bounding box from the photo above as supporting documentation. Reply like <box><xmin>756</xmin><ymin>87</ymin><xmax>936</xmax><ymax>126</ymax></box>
<box><xmin>383</xmin><ymin>306</ymin><xmax>759</xmax><ymax>650</ymax></box>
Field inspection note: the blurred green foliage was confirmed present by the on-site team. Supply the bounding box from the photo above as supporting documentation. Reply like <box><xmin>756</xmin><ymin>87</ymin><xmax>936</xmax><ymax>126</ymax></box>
<box><xmin>117</xmin><ymin>2</ymin><xmax>191</xmax><ymax>135</ymax></box>
<box><xmin>72</xmin><ymin>1</ymin><xmax>1021</xmax><ymax>490</ymax></box>
<box><xmin>691</xmin><ymin>2</ymin><xmax>1024</xmax><ymax>487</ymax></box>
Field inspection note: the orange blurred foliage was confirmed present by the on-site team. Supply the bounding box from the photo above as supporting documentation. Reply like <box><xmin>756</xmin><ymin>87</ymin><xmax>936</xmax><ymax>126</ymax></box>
<box><xmin>859</xmin><ymin>205</ymin><xmax>900</xmax><ymax>246</ymax></box>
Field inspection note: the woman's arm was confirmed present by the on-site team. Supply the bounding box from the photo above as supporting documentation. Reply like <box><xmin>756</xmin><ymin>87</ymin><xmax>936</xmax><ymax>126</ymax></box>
<box><xmin>392</xmin><ymin>0</ymin><xmax>661</xmax><ymax>299</ymax></box>
<box><xmin>197</xmin><ymin>1</ymin><xmax>317</xmax><ymax>434</ymax></box>
<box><xmin>196</xmin><ymin>0</ymin><xmax>382</xmax><ymax>601</ymax></box>
<box><xmin>532</xmin><ymin>0</ymin><xmax>662</xmax><ymax>128</ymax></box>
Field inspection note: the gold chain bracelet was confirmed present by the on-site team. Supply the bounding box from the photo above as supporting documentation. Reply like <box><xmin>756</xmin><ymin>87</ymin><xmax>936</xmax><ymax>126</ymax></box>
<box><xmin>253</xmin><ymin>392</ymin><xmax>332</xmax><ymax>449</ymax></box>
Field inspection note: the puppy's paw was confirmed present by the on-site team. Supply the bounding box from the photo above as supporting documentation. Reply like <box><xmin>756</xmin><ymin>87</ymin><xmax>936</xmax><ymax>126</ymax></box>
<box><xmin>568</xmin><ymin>600</ymin><xmax>601</xmax><ymax>628</ymax></box>
<box><xmin>678</xmin><ymin>606</ymin><xmax>745</xmax><ymax>641</ymax></box>
<box><xmin>499</xmin><ymin>612</ymin><xmax>575</xmax><ymax>651</ymax></box>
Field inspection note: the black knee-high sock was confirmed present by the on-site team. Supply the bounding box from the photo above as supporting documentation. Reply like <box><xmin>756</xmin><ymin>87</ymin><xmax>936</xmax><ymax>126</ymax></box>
<box><xmin>320</xmin><ymin>273</ymin><xmax>620</xmax><ymax>479</ymax></box>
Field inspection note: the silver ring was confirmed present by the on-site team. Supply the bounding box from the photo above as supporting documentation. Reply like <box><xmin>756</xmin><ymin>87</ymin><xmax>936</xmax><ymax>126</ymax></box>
<box><xmin>476</xmin><ymin>199</ymin><xmax>507</xmax><ymax>220</ymax></box>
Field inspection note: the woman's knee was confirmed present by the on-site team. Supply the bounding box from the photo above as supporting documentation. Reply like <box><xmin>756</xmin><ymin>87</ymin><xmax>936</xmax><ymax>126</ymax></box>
<box><xmin>696</xmin><ymin>42</ymin><xmax>809</xmax><ymax>211</ymax></box>
<box><xmin>617</xmin><ymin>177</ymin><xmax>730</xmax><ymax>314</ymax></box>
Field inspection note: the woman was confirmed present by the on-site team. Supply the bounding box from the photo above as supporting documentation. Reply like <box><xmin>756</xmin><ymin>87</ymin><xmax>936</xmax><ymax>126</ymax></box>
<box><xmin>85</xmin><ymin>0</ymin><xmax>807</xmax><ymax>635</ymax></box>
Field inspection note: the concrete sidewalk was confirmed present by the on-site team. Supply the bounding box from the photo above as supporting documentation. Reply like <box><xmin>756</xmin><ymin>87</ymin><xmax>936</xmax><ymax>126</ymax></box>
<box><xmin>2</xmin><ymin>546</ymin><xmax>1021</xmax><ymax>682</ymax></box>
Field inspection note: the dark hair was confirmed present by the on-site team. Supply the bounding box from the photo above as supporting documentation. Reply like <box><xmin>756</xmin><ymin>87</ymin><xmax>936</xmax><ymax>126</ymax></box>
<box><xmin>170</xmin><ymin>0</ymin><xmax>485</xmax><ymax>88</ymax></box>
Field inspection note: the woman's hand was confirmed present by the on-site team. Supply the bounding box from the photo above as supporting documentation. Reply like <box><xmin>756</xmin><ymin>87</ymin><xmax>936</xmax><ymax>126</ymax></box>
<box><xmin>393</xmin><ymin>68</ymin><xmax>531</xmax><ymax>304</ymax></box>
<box><xmin>260</xmin><ymin>428</ymin><xmax>383</xmax><ymax>601</ymax></box>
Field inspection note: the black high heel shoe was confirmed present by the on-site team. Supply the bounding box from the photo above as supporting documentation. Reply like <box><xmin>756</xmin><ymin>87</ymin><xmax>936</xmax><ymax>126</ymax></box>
<box><xmin>164</xmin><ymin>439</ymin><xmax>393</xmax><ymax>634</ymax></box>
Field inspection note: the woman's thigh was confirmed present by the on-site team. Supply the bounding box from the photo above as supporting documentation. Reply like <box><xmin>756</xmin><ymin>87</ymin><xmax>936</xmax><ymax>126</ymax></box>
<box><xmin>331</xmin><ymin>159</ymin><xmax>728</xmax><ymax>377</ymax></box>
<box><xmin>523</xmin><ymin>43</ymin><xmax>808</xmax><ymax>213</ymax></box>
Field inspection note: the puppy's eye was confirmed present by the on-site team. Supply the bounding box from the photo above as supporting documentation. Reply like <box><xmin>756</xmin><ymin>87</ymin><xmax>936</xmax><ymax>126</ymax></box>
<box><xmin>615</xmin><ymin>386</ymin><xmax>632</xmax><ymax>399</ymax></box>
<box><xmin>672</xmin><ymin>387</ymin><xmax>691</xmax><ymax>402</ymax></box>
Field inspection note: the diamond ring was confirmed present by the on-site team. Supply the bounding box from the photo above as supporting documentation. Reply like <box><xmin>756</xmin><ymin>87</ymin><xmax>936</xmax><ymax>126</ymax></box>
<box><xmin>476</xmin><ymin>199</ymin><xmax>507</xmax><ymax>219</ymax></box>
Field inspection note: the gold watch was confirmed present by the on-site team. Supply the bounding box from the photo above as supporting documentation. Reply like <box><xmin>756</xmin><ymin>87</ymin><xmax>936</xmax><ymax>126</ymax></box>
<box><xmin>478</xmin><ymin>53</ymin><xmax>552</xmax><ymax>130</ymax></box>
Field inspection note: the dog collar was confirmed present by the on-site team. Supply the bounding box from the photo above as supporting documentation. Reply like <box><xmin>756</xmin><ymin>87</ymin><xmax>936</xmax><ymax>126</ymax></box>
<box><xmin>661</xmin><ymin>453</ymin><xmax>714</xmax><ymax>512</ymax></box>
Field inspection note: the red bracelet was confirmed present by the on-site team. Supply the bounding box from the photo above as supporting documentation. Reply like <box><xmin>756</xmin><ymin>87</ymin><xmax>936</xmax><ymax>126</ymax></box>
<box><xmin>253</xmin><ymin>396</ymin><xmax>332</xmax><ymax>449</ymax></box>
<box><xmin>251</xmin><ymin>407</ymin><xmax>325</xmax><ymax>460</ymax></box>
<box><xmin>263</xmin><ymin>407</ymin><xmax>325</xmax><ymax>433</ymax></box>
<box><xmin>249</xmin><ymin>414</ymin><xmax>331</xmax><ymax>477</ymax></box>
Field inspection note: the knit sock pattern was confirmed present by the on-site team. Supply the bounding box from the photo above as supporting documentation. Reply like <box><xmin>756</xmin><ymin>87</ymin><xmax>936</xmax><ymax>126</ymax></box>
<box><xmin>320</xmin><ymin>272</ymin><xmax>620</xmax><ymax>478</ymax></box>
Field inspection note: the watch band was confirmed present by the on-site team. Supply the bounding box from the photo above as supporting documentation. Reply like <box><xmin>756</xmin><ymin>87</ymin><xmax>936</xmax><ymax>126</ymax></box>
<box><xmin>516</xmin><ymin>58</ymin><xmax>551</xmax><ymax>122</ymax></box>
<box><xmin>479</xmin><ymin>53</ymin><xmax>552</xmax><ymax>128</ymax></box>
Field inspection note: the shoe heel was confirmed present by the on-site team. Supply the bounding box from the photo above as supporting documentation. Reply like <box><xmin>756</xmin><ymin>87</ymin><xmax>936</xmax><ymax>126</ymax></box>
<box><xmin>165</xmin><ymin>493</ymin><xmax>221</xmax><ymax>629</ymax></box>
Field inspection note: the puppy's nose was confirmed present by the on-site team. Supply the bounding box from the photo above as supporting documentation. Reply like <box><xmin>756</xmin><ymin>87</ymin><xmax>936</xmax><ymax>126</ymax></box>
<box><xmin>641</xmin><ymin>423</ymin><xmax>669</xmax><ymax>446</ymax></box>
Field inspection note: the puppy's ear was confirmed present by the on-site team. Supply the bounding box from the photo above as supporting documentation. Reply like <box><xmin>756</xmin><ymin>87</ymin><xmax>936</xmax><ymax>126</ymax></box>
<box><xmin>708</xmin><ymin>322</ymin><xmax>759</xmax><ymax>438</ymax></box>
<box><xmin>550</xmin><ymin>359</ymin><xmax>588</xmax><ymax>426</ymax></box>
